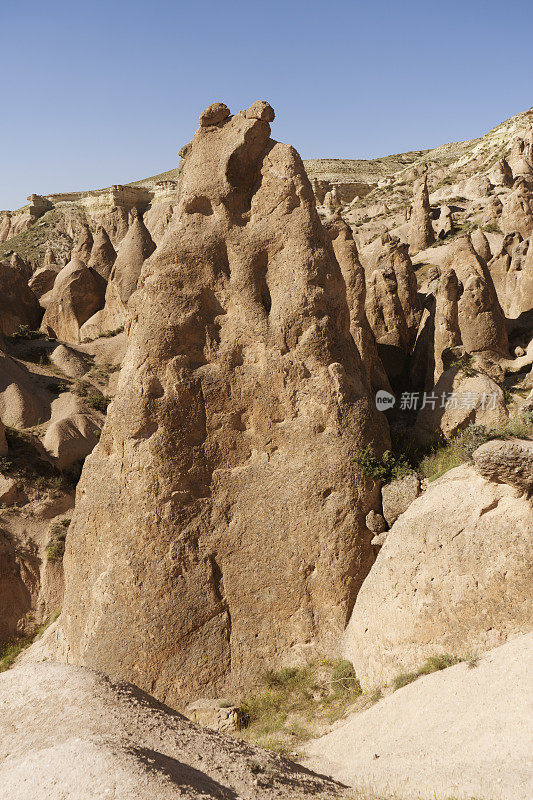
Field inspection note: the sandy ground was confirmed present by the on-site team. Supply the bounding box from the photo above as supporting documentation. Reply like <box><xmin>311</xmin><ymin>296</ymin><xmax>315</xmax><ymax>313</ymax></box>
<box><xmin>0</xmin><ymin>662</ymin><xmax>341</xmax><ymax>800</ymax></box>
<box><xmin>303</xmin><ymin>633</ymin><xmax>533</xmax><ymax>800</ymax></box>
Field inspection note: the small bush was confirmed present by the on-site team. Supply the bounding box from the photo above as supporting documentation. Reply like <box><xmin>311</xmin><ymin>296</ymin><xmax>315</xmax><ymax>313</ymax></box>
<box><xmin>331</xmin><ymin>659</ymin><xmax>361</xmax><ymax>696</ymax></box>
<box><xmin>450</xmin><ymin>353</ymin><xmax>479</xmax><ymax>377</ymax></box>
<box><xmin>7</xmin><ymin>325</ymin><xmax>44</xmax><ymax>342</ymax></box>
<box><xmin>84</xmin><ymin>394</ymin><xmax>110</xmax><ymax>413</ymax></box>
<box><xmin>99</xmin><ymin>326</ymin><xmax>124</xmax><ymax>338</ymax></box>
<box><xmin>0</xmin><ymin>456</ymin><xmax>13</xmax><ymax>474</ymax></box>
<box><xmin>353</xmin><ymin>446</ymin><xmax>413</xmax><ymax>483</ymax></box>
<box><xmin>483</xmin><ymin>222</ymin><xmax>503</xmax><ymax>234</ymax></box>
<box><xmin>418</xmin><ymin>654</ymin><xmax>462</xmax><ymax>674</ymax></box>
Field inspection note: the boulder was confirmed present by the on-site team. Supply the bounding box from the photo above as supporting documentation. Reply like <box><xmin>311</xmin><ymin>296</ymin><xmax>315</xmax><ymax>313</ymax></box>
<box><xmin>414</xmin><ymin>368</ymin><xmax>508</xmax><ymax>446</ymax></box>
<box><xmin>472</xmin><ymin>438</ymin><xmax>533</xmax><ymax>496</ymax></box>
<box><xmin>0</xmin><ymin>476</ymin><xmax>19</xmax><ymax>506</ymax></box>
<box><xmin>381</xmin><ymin>472</ymin><xmax>422</xmax><ymax>527</ymax></box>
<box><xmin>343</xmin><ymin>462</ymin><xmax>533</xmax><ymax>689</ymax></box>
<box><xmin>55</xmin><ymin>101</ymin><xmax>389</xmax><ymax>704</ymax></box>
<box><xmin>28</xmin><ymin>266</ymin><xmax>59</xmax><ymax>299</ymax></box>
<box><xmin>41</xmin><ymin>259</ymin><xmax>107</xmax><ymax>344</ymax></box>
<box><xmin>185</xmin><ymin>698</ymin><xmax>240</xmax><ymax>732</ymax></box>
<box><xmin>49</xmin><ymin>344</ymin><xmax>91</xmax><ymax>378</ymax></box>
<box><xmin>365</xmin><ymin>510</ymin><xmax>387</xmax><ymax>534</ymax></box>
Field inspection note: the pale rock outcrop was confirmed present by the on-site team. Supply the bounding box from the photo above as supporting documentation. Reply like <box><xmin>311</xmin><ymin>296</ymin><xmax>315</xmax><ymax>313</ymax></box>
<box><xmin>375</xmin><ymin>234</ymin><xmax>421</xmax><ymax>343</ymax></box>
<box><xmin>0</xmin><ymin>261</ymin><xmax>42</xmax><ymax>336</ymax></box>
<box><xmin>508</xmin><ymin>130</ymin><xmax>533</xmax><ymax>179</ymax></box>
<box><xmin>325</xmin><ymin>215</ymin><xmax>390</xmax><ymax>392</ymax></box>
<box><xmin>99</xmin><ymin>209</ymin><xmax>156</xmax><ymax>331</ymax></box>
<box><xmin>366</xmin><ymin>267</ymin><xmax>410</xmax><ymax>380</ymax></box>
<box><xmin>41</xmin><ymin>259</ymin><xmax>107</xmax><ymax>344</ymax></box>
<box><xmin>0</xmin><ymin>351</ymin><xmax>52</xmax><ymax>428</ymax></box>
<box><xmin>55</xmin><ymin>101</ymin><xmax>389</xmax><ymax>704</ymax></box>
<box><xmin>431</xmin><ymin>268</ymin><xmax>462</xmax><ymax>383</ymax></box>
<box><xmin>185</xmin><ymin>698</ymin><xmax>240</xmax><ymax>733</ymax></box>
<box><xmin>410</xmin><ymin>173</ymin><xmax>435</xmax><ymax>251</ymax></box>
<box><xmin>71</xmin><ymin>223</ymin><xmax>94</xmax><ymax>263</ymax></box>
<box><xmin>43</xmin><ymin>394</ymin><xmax>102</xmax><ymax>470</ymax></box>
<box><xmin>434</xmin><ymin>204</ymin><xmax>453</xmax><ymax>239</ymax></box>
<box><xmin>480</xmin><ymin>194</ymin><xmax>503</xmax><ymax>227</ymax></box>
<box><xmin>0</xmin><ymin>662</ymin><xmax>340</xmax><ymax>800</ymax></box>
<box><xmin>504</xmin><ymin>235</ymin><xmax>533</xmax><ymax>318</ymax></box>
<box><xmin>343</xmin><ymin>462</ymin><xmax>532</xmax><ymax>689</ymax></box>
<box><xmin>49</xmin><ymin>344</ymin><xmax>91</xmax><ymax>378</ymax></box>
<box><xmin>488</xmin><ymin>157</ymin><xmax>514</xmax><ymax>188</ymax></box>
<box><xmin>28</xmin><ymin>266</ymin><xmax>60</xmax><ymax>299</ymax></box>
<box><xmin>472</xmin><ymin>438</ymin><xmax>533</xmax><ymax>496</ymax></box>
<box><xmin>305</xmin><ymin>635</ymin><xmax>533</xmax><ymax>800</ymax></box>
<box><xmin>486</xmin><ymin>231</ymin><xmax>522</xmax><ymax>308</ymax></box>
<box><xmin>10</xmin><ymin>252</ymin><xmax>31</xmax><ymax>281</ymax></box>
<box><xmin>500</xmin><ymin>179</ymin><xmax>533</xmax><ymax>238</ymax></box>
<box><xmin>381</xmin><ymin>472</ymin><xmax>422</xmax><ymax>527</ymax></box>
<box><xmin>87</xmin><ymin>225</ymin><xmax>116</xmax><ymax>279</ymax></box>
<box><xmin>470</xmin><ymin>227</ymin><xmax>492</xmax><ymax>263</ymax></box>
<box><xmin>414</xmin><ymin>368</ymin><xmax>508</xmax><ymax>445</ymax></box>
<box><xmin>0</xmin><ymin>475</ymin><xmax>19</xmax><ymax>506</ymax></box>
<box><xmin>445</xmin><ymin>237</ymin><xmax>508</xmax><ymax>357</ymax></box>
<box><xmin>43</xmin><ymin>245</ymin><xmax>57</xmax><ymax>268</ymax></box>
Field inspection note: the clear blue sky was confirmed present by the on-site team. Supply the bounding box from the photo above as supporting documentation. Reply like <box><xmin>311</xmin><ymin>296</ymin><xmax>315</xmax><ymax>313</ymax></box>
<box><xmin>1</xmin><ymin>0</ymin><xmax>531</xmax><ymax>210</ymax></box>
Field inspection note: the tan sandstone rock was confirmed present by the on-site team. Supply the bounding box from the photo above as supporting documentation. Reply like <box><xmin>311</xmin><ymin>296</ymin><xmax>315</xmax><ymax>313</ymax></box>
<box><xmin>0</xmin><ymin>261</ymin><xmax>42</xmax><ymax>336</ymax></box>
<box><xmin>472</xmin><ymin>438</ymin><xmax>533</xmax><ymax>496</ymax></box>
<box><xmin>55</xmin><ymin>101</ymin><xmax>389</xmax><ymax>704</ymax></box>
<box><xmin>41</xmin><ymin>259</ymin><xmax>107</xmax><ymax>343</ymax></box>
<box><xmin>410</xmin><ymin>173</ymin><xmax>435</xmax><ymax>251</ymax></box>
<box><xmin>87</xmin><ymin>225</ymin><xmax>116</xmax><ymax>279</ymax></box>
<box><xmin>71</xmin><ymin>223</ymin><xmax>94</xmax><ymax>263</ymax></box>
<box><xmin>343</xmin><ymin>462</ymin><xmax>533</xmax><ymax>689</ymax></box>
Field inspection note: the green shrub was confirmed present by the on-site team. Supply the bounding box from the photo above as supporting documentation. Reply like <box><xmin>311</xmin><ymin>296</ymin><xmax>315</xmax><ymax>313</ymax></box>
<box><xmin>450</xmin><ymin>353</ymin><xmax>479</xmax><ymax>377</ymax></box>
<box><xmin>353</xmin><ymin>446</ymin><xmax>413</xmax><ymax>483</ymax></box>
<box><xmin>45</xmin><ymin>519</ymin><xmax>70</xmax><ymax>562</ymax></box>
<box><xmin>393</xmin><ymin>672</ymin><xmax>418</xmax><ymax>690</ymax></box>
<box><xmin>84</xmin><ymin>394</ymin><xmax>110</xmax><ymax>413</ymax></box>
<box><xmin>418</xmin><ymin>653</ymin><xmax>462</xmax><ymax>674</ymax></box>
<box><xmin>7</xmin><ymin>325</ymin><xmax>44</xmax><ymax>342</ymax></box>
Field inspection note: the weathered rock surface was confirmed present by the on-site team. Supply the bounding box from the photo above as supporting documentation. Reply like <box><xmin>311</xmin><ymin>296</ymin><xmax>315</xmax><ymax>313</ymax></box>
<box><xmin>99</xmin><ymin>209</ymin><xmax>156</xmax><ymax>331</ymax></box>
<box><xmin>41</xmin><ymin>259</ymin><xmax>107</xmax><ymax>343</ymax></box>
<box><xmin>381</xmin><ymin>472</ymin><xmax>422</xmax><ymax>526</ymax></box>
<box><xmin>472</xmin><ymin>438</ymin><xmax>533</xmax><ymax>496</ymax></box>
<box><xmin>410</xmin><ymin>173</ymin><xmax>434</xmax><ymax>251</ymax></box>
<box><xmin>185</xmin><ymin>698</ymin><xmax>240</xmax><ymax>733</ymax></box>
<box><xmin>0</xmin><ymin>662</ymin><xmax>340</xmax><ymax>800</ymax></box>
<box><xmin>0</xmin><ymin>261</ymin><xmax>42</xmax><ymax>336</ymax></box>
<box><xmin>87</xmin><ymin>225</ymin><xmax>116</xmax><ymax>279</ymax></box>
<box><xmin>71</xmin><ymin>223</ymin><xmax>94</xmax><ymax>263</ymax></box>
<box><xmin>54</xmin><ymin>101</ymin><xmax>389</xmax><ymax>704</ymax></box>
<box><xmin>305</xmin><ymin>634</ymin><xmax>533</xmax><ymax>800</ymax></box>
<box><xmin>343</xmin><ymin>462</ymin><xmax>533</xmax><ymax>689</ymax></box>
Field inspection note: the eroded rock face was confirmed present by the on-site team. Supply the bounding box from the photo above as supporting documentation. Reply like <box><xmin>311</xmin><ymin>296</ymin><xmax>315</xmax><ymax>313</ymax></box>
<box><xmin>56</xmin><ymin>101</ymin><xmax>389</xmax><ymax>704</ymax></box>
<box><xmin>87</xmin><ymin>225</ymin><xmax>116</xmax><ymax>279</ymax></box>
<box><xmin>325</xmin><ymin>215</ymin><xmax>390</xmax><ymax>392</ymax></box>
<box><xmin>432</xmin><ymin>268</ymin><xmax>462</xmax><ymax>383</ymax></box>
<box><xmin>343</xmin><ymin>462</ymin><xmax>533</xmax><ymax>689</ymax></box>
<box><xmin>375</xmin><ymin>236</ymin><xmax>421</xmax><ymax>343</ymax></box>
<box><xmin>0</xmin><ymin>262</ymin><xmax>42</xmax><ymax>336</ymax></box>
<box><xmin>99</xmin><ymin>210</ymin><xmax>156</xmax><ymax>331</ymax></box>
<box><xmin>41</xmin><ymin>259</ymin><xmax>107</xmax><ymax>344</ymax></box>
<box><xmin>472</xmin><ymin>439</ymin><xmax>533</xmax><ymax>496</ymax></box>
<box><xmin>410</xmin><ymin>173</ymin><xmax>434</xmax><ymax>251</ymax></box>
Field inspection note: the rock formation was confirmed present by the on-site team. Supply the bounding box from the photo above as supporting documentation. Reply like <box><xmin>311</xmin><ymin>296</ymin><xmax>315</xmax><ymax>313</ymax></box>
<box><xmin>409</xmin><ymin>172</ymin><xmax>435</xmax><ymax>251</ymax></box>
<box><xmin>366</xmin><ymin>267</ymin><xmax>410</xmax><ymax>381</ymax></box>
<box><xmin>54</xmin><ymin>101</ymin><xmax>389</xmax><ymax>704</ymax></box>
<box><xmin>325</xmin><ymin>214</ymin><xmax>390</xmax><ymax>392</ymax></box>
<box><xmin>41</xmin><ymin>259</ymin><xmax>107</xmax><ymax>343</ymax></box>
<box><xmin>375</xmin><ymin>234</ymin><xmax>421</xmax><ymax>343</ymax></box>
<box><xmin>0</xmin><ymin>261</ymin><xmax>42</xmax><ymax>336</ymax></box>
<box><xmin>72</xmin><ymin>223</ymin><xmax>94</xmax><ymax>263</ymax></box>
<box><xmin>343</xmin><ymin>453</ymin><xmax>532</xmax><ymax>688</ymax></box>
<box><xmin>432</xmin><ymin>268</ymin><xmax>462</xmax><ymax>383</ymax></box>
<box><xmin>470</xmin><ymin>227</ymin><xmax>492</xmax><ymax>263</ymax></box>
<box><xmin>500</xmin><ymin>179</ymin><xmax>533</xmax><ymax>238</ymax></box>
<box><xmin>97</xmin><ymin>209</ymin><xmax>156</xmax><ymax>331</ymax></box>
<box><xmin>87</xmin><ymin>225</ymin><xmax>116</xmax><ymax>279</ymax></box>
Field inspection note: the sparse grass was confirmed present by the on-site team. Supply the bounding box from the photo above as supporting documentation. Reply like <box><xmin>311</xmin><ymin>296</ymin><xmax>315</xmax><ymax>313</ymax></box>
<box><xmin>482</xmin><ymin>222</ymin><xmax>503</xmax><ymax>234</ymax></box>
<box><xmin>45</xmin><ymin>519</ymin><xmax>71</xmax><ymax>562</ymax></box>
<box><xmin>72</xmin><ymin>380</ymin><xmax>110</xmax><ymax>412</ymax></box>
<box><xmin>393</xmin><ymin>654</ymin><xmax>464</xmax><ymax>692</ymax></box>
<box><xmin>0</xmin><ymin>611</ymin><xmax>60</xmax><ymax>673</ymax></box>
<box><xmin>419</xmin><ymin>414</ymin><xmax>533</xmax><ymax>481</ymax></box>
<box><xmin>99</xmin><ymin>326</ymin><xmax>124</xmax><ymax>338</ymax></box>
<box><xmin>2</xmin><ymin>426</ymin><xmax>80</xmax><ymax>494</ymax></box>
<box><xmin>236</xmin><ymin>660</ymin><xmax>363</xmax><ymax>755</ymax></box>
<box><xmin>6</xmin><ymin>325</ymin><xmax>45</xmax><ymax>342</ymax></box>
<box><xmin>450</xmin><ymin>353</ymin><xmax>479</xmax><ymax>377</ymax></box>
